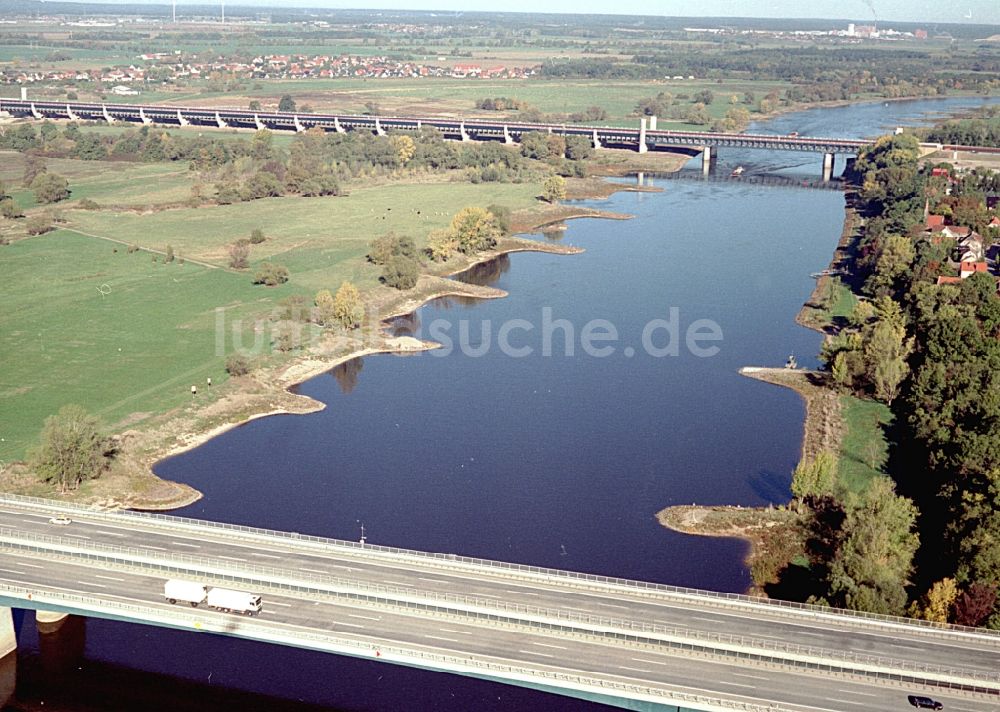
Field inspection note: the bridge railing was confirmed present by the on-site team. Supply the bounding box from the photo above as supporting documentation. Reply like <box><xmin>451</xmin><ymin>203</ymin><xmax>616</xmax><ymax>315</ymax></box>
<box><xmin>2</xmin><ymin>527</ymin><xmax>998</xmax><ymax>690</ymax></box>
<box><xmin>3</xmin><ymin>493</ymin><xmax>996</xmax><ymax>643</ymax></box>
<box><xmin>0</xmin><ymin>583</ymin><xmax>781</xmax><ymax>712</ymax></box>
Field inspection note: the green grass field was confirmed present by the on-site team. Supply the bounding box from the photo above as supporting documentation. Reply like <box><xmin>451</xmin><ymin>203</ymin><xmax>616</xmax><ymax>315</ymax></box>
<box><xmin>0</xmin><ymin>230</ymin><xmax>283</xmax><ymax>462</ymax></box>
<box><xmin>0</xmin><ymin>180</ymin><xmax>541</xmax><ymax>460</ymax></box>
<box><xmin>67</xmin><ymin>181</ymin><xmax>542</xmax><ymax>293</ymax></box>
<box><xmin>837</xmin><ymin>395</ymin><xmax>894</xmax><ymax>497</ymax></box>
<box><xmin>1</xmin><ymin>152</ymin><xmax>198</xmax><ymax>210</ymax></box>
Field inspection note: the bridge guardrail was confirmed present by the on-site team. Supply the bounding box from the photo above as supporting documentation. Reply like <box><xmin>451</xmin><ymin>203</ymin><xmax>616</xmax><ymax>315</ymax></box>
<box><xmin>1</xmin><ymin>527</ymin><xmax>998</xmax><ymax>691</ymax></box>
<box><xmin>0</xmin><ymin>583</ymin><xmax>781</xmax><ymax>712</ymax></box>
<box><xmin>3</xmin><ymin>493</ymin><xmax>998</xmax><ymax>644</ymax></box>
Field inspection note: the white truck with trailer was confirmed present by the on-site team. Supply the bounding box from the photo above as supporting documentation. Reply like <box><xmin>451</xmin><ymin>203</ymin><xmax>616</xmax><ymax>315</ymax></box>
<box><xmin>163</xmin><ymin>579</ymin><xmax>208</xmax><ymax>607</ymax></box>
<box><xmin>206</xmin><ymin>587</ymin><xmax>263</xmax><ymax>616</ymax></box>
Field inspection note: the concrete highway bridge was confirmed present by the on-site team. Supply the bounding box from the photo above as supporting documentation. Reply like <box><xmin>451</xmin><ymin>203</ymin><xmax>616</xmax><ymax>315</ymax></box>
<box><xmin>0</xmin><ymin>495</ymin><xmax>997</xmax><ymax>712</ymax></box>
<box><xmin>0</xmin><ymin>97</ymin><xmax>869</xmax><ymax>180</ymax></box>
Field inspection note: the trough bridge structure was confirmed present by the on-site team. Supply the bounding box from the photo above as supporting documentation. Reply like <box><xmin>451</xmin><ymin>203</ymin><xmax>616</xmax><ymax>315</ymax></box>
<box><xmin>0</xmin><ymin>97</ymin><xmax>871</xmax><ymax>180</ymax></box>
<box><xmin>0</xmin><ymin>495</ymin><xmax>997</xmax><ymax>712</ymax></box>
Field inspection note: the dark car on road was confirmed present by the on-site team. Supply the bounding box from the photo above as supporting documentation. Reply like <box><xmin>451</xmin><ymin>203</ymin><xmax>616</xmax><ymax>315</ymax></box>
<box><xmin>908</xmin><ymin>695</ymin><xmax>943</xmax><ymax>710</ymax></box>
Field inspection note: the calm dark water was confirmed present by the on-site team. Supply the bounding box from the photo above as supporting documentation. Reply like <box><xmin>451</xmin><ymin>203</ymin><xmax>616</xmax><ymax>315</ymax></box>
<box><xmin>9</xmin><ymin>96</ymin><xmax>998</xmax><ymax>712</ymax></box>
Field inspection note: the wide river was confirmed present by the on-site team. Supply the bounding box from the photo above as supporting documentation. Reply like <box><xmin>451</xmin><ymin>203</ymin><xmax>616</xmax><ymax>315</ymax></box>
<box><xmin>10</xmin><ymin>96</ymin><xmax>998</xmax><ymax>712</ymax></box>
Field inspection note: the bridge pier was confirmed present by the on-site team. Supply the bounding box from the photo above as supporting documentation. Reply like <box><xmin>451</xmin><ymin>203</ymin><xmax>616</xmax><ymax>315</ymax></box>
<box><xmin>460</xmin><ymin>122</ymin><xmax>471</xmax><ymax>142</ymax></box>
<box><xmin>374</xmin><ymin>117</ymin><xmax>386</xmax><ymax>136</ymax></box>
<box><xmin>294</xmin><ymin>115</ymin><xmax>305</xmax><ymax>133</ymax></box>
<box><xmin>333</xmin><ymin>116</ymin><xmax>345</xmax><ymax>133</ymax></box>
<box><xmin>102</xmin><ymin>105</ymin><xmax>116</xmax><ymax>123</ymax></box>
<box><xmin>66</xmin><ymin>104</ymin><xmax>80</xmax><ymax>121</ymax></box>
<box><xmin>638</xmin><ymin>118</ymin><xmax>648</xmax><ymax>154</ymax></box>
<box><xmin>503</xmin><ymin>125</ymin><xmax>513</xmax><ymax>145</ymax></box>
<box><xmin>822</xmin><ymin>152</ymin><xmax>835</xmax><ymax>181</ymax></box>
<box><xmin>215</xmin><ymin>111</ymin><xmax>228</xmax><ymax>129</ymax></box>
<box><xmin>648</xmin><ymin>115</ymin><xmax>657</xmax><ymax>131</ymax></box>
<box><xmin>20</xmin><ymin>87</ymin><xmax>27</xmax><ymax>101</ymax></box>
<box><xmin>254</xmin><ymin>113</ymin><xmax>265</xmax><ymax>131</ymax></box>
<box><xmin>592</xmin><ymin>129</ymin><xmax>602</xmax><ymax>150</ymax></box>
<box><xmin>0</xmin><ymin>608</ymin><xmax>14</xmax><ymax>659</ymax></box>
<box><xmin>138</xmin><ymin>108</ymin><xmax>152</xmax><ymax>125</ymax></box>
<box><xmin>176</xmin><ymin>109</ymin><xmax>188</xmax><ymax>126</ymax></box>
<box><xmin>35</xmin><ymin>609</ymin><xmax>69</xmax><ymax>632</ymax></box>
<box><xmin>701</xmin><ymin>146</ymin><xmax>714</xmax><ymax>174</ymax></box>
<box><xmin>29</xmin><ymin>103</ymin><xmax>42</xmax><ymax>120</ymax></box>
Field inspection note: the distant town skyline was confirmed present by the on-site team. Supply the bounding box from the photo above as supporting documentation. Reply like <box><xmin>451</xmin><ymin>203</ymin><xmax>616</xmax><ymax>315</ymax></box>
<box><xmin>50</xmin><ymin>0</ymin><xmax>1000</xmax><ymax>26</ymax></box>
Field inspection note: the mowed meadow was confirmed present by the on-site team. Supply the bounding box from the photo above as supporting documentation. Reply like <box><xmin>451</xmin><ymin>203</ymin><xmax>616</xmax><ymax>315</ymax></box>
<box><xmin>0</xmin><ymin>149</ymin><xmax>543</xmax><ymax>461</ymax></box>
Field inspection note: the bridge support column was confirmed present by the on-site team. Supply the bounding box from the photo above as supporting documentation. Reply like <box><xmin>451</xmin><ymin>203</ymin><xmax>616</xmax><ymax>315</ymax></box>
<box><xmin>138</xmin><ymin>108</ymin><xmax>151</xmax><ymax>125</ymax></box>
<box><xmin>35</xmin><ymin>610</ymin><xmax>68</xmax><ymax>633</ymax></box>
<box><xmin>0</xmin><ymin>608</ymin><xmax>14</xmax><ymax>659</ymax></box>
<box><xmin>460</xmin><ymin>122</ymin><xmax>471</xmax><ymax>142</ymax></box>
<box><xmin>638</xmin><ymin>117</ymin><xmax>648</xmax><ymax>154</ymax></box>
<box><xmin>648</xmin><ymin>115</ymin><xmax>657</xmax><ymax>131</ymax></box>
<box><xmin>215</xmin><ymin>111</ymin><xmax>228</xmax><ymax>129</ymax></box>
<box><xmin>636</xmin><ymin>172</ymin><xmax>644</xmax><ymax>187</ymax></box>
<box><xmin>30</xmin><ymin>103</ymin><xmax>43</xmax><ymax>120</ymax></box>
<box><xmin>66</xmin><ymin>104</ymin><xmax>80</xmax><ymax>121</ymax></box>
<box><xmin>592</xmin><ymin>129</ymin><xmax>602</xmax><ymax>150</ymax></box>
<box><xmin>176</xmin><ymin>109</ymin><xmax>188</xmax><ymax>126</ymax></box>
<box><xmin>822</xmin><ymin>152</ymin><xmax>835</xmax><ymax>182</ymax></box>
<box><xmin>502</xmin><ymin>125</ymin><xmax>513</xmax><ymax>145</ymax></box>
<box><xmin>102</xmin><ymin>105</ymin><xmax>115</xmax><ymax>123</ymax></box>
<box><xmin>253</xmin><ymin>113</ymin><xmax>265</xmax><ymax>130</ymax></box>
<box><xmin>374</xmin><ymin>117</ymin><xmax>386</xmax><ymax>136</ymax></box>
<box><xmin>20</xmin><ymin>87</ymin><xmax>27</xmax><ymax>101</ymax></box>
<box><xmin>333</xmin><ymin>117</ymin><xmax>345</xmax><ymax>133</ymax></box>
<box><xmin>294</xmin><ymin>115</ymin><xmax>305</xmax><ymax>133</ymax></box>
<box><xmin>702</xmin><ymin>146</ymin><xmax>714</xmax><ymax>174</ymax></box>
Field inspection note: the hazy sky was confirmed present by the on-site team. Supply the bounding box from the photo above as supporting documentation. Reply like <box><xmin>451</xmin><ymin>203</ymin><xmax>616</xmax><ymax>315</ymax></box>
<box><xmin>63</xmin><ymin>1</ymin><xmax>1000</xmax><ymax>25</ymax></box>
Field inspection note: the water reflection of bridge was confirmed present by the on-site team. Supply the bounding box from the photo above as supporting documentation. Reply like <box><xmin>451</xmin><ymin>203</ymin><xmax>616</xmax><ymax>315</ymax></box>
<box><xmin>635</xmin><ymin>169</ymin><xmax>848</xmax><ymax>191</ymax></box>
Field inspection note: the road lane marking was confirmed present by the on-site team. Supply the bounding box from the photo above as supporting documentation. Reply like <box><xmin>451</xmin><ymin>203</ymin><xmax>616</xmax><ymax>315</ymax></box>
<box><xmin>836</xmin><ymin>689</ymin><xmax>878</xmax><ymax>697</ymax></box>
<box><xmin>63</xmin><ymin>534</ymin><xmax>91</xmax><ymax>540</ymax></box>
<box><xmin>631</xmin><ymin>658</ymin><xmax>669</xmax><ymax>666</ymax></box>
<box><xmin>172</xmin><ymin>542</ymin><xmax>201</xmax><ymax>549</ymax></box>
<box><xmin>336</xmin><ymin>622</ymin><xmax>366</xmax><ymax>629</ymax></box>
<box><xmin>329</xmin><ymin>564</ymin><xmax>353</xmax><ymax>571</ymax></box>
<box><xmin>733</xmin><ymin>673</ymin><xmax>770</xmax><ymax>681</ymax></box>
<box><xmin>799</xmin><ymin>632</ymin><xmax>825</xmax><ymax>638</ymax></box>
<box><xmin>140</xmin><ymin>545</ymin><xmax>166</xmax><ymax>551</ymax></box>
<box><xmin>382</xmin><ymin>580</ymin><xmax>414</xmax><ymax>587</ymax></box>
<box><xmin>598</xmin><ymin>603</ymin><xmax>628</xmax><ymax>610</ymax></box>
<box><xmin>424</xmin><ymin>635</ymin><xmax>459</xmax><ymax>643</ymax></box>
<box><xmin>532</xmin><ymin>642</ymin><xmax>567</xmax><ymax>649</ymax></box>
<box><xmin>253</xmin><ymin>553</ymin><xmax>281</xmax><ymax>559</ymax></box>
<box><xmin>418</xmin><ymin>577</ymin><xmax>448</xmax><ymax>584</ymax></box>
<box><xmin>217</xmin><ymin>555</ymin><xmax>247</xmax><ymax>562</ymax></box>
<box><xmin>824</xmin><ymin>698</ymin><xmax>866</xmax><ymax>707</ymax></box>
<box><xmin>619</xmin><ymin>666</ymin><xmax>651</xmax><ymax>673</ymax></box>
<box><xmin>714</xmin><ymin>681</ymin><xmax>754</xmax><ymax>689</ymax></box>
<box><xmin>94</xmin><ymin>575</ymin><xmax>126</xmax><ymax>582</ymax></box>
<box><xmin>13</xmin><ymin>562</ymin><xmax>44</xmax><ymax>569</ymax></box>
<box><xmin>77</xmin><ymin>581</ymin><xmax>107</xmax><ymax>587</ymax></box>
<box><xmin>519</xmin><ymin>650</ymin><xmax>553</xmax><ymax>658</ymax></box>
<box><xmin>509</xmin><ymin>590</ymin><xmax>538</xmax><ymax>596</ymax></box>
<box><xmin>0</xmin><ymin>569</ymin><xmax>24</xmax><ymax>575</ymax></box>
<box><xmin>93</xmin><ymin>530</ymin><xmax>127</xmax><ymax>537</ymax></box>
<box><xmin>690</xmin><ymin>616</ymin><xmax>719</xmax><ymax>623</ymax></box>
<box><xmin>348</xmin><ymin>614</ymin><xmax>381</xmax><ymax>621</ymax></box>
